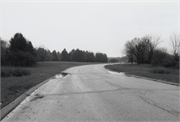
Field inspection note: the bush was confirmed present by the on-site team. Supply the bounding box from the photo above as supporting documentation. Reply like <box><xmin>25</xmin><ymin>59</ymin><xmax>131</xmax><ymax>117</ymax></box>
<box><xmin>150</xmin><ymin>67</ymin><xmax>170</xmax><ymax>74</ymax></box>
<box><xmin>1</xmin><ymin>69</ymin><xmax>11</xmax><ymax>77</ymax></box>
<box><xmin>162</xmin><ymin>56</ymin><xmax>176</xmax><ymax>67</ymax></box>
<box><xmin>1</xmin><ymin>68</ymin><xmax>30</xmax><ymax>77</ymax></box>
<box><xmin>151</xmin><ymin>48</ymin><xmax>168</xmax><ymax>66</ymax></box>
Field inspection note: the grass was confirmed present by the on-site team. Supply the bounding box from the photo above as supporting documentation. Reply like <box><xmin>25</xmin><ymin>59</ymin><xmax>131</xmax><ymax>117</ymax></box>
<box><xmin>1</xmin><ymin>68</ymin><xmax>30</xmax><ymax>77</ymax></box>
<box><xmin>1</xmin><ymin>61</ymin><xmax>96</xmax><ymax>109</ymax></box>
<box><xmin>105</xmin><ymin>63</ymin><xmax>179</xmax><ymax>84</ymax></box>
<box><xmin>150</xmin><ymin>67</ymin><xmax>170</xmax><ymax>74</ymax></box>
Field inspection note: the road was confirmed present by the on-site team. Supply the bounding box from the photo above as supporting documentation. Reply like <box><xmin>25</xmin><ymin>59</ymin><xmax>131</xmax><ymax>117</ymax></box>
<box><xmin>2</xmin><ymin>64</ymin><xmax>180</xmax><ymax>121</ymax></box>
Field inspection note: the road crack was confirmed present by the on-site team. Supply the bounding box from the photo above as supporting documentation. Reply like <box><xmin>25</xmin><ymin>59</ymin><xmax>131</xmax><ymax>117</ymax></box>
<box><xmin>104</xmin><ymin>79</ymin><xmax>128</xmax><ymax>90</ymax></box>
<box><xmin>137</xmin><ymin>94</ymin><xmax>179</xmax><ymax>117</ymax></box>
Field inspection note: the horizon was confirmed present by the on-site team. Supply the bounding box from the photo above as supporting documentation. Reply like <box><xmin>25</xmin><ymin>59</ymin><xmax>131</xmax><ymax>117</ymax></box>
<box><xmin>1</xmin><ymin>0</ymin><xmax>179</xmax><ymax>57</ymax></box>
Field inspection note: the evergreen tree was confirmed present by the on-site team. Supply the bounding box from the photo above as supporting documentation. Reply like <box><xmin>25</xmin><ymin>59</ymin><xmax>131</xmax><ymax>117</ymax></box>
<box><xmin>61</xmin><ymin>48</ymin><xmax>69</xmax><ymax>61</ymax></box>
<box><xmin>52</xmin><ymin>50</ymin><xmax>58</xmax><ymax>61</ymax></box>
<box><xmin>8</xmin><ymin>33</ymin><xmax>36</xmax><ymax>66</ymax></box>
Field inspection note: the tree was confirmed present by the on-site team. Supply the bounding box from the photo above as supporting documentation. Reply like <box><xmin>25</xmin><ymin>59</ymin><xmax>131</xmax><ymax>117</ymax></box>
<box><xmin>1</xmin><ymin>39</ymin><xmax>8</xmax><ymax>55</ymax></box>
<box><xmin>57</xmin><ymin>51</ymin><xmax>61</xmax><ymax>61</ymax></box>
<box><xmin>170</xmin><ymin>33</ymin><xmax>180</xmax><ymax>64</ymax></box>
<box><xmin>169</xmin><ymin>33</ymin><xmax>180</xmax><ymax>68</ymax></box>
<box><xmin>131</xmin><ymin>38</ymin><xmax>142</xmax><ymax>65</ymax></box>
<box><xmin>124</xmin><ymin>40</ymin><xmax>135</xmax><ymax>64</ymax></box>
<box><xmin>89</xmin><ymin>52</ymin><xmax>96</xmax><ymax>62</ymax></box>
<box><xmin>37</xmin><ymin>47</ymin><xmax>47</xmax><ymax>63</ymax></box>
<box><xmin>61</xmin><ymin>48</ymin><xmax>69</xmax><ymax>61</ymax></box>
<box><xmin>170</xmin><ymin>33</ymin><xmax>180</xmax><ymax>56</ymax></box>
<box><xmin>8</xmin><ymin>33</ymin><xmax>36</xmax><ymax>66</ymax></box>
<box><xmin>142</xmin><ymin>35</ymin><xmax>161</xmax><ymax>64</ymax></box>
<box><xmin>46</xmin><ymin>50</ymin><xmax>53</xmax><ymax>61</ymax></box>
<box><xmin>85</xmin><ymin>51</ymin><xmax>96</xmax><ymax>62</ymax></box>
<box><xmin>52</xmin><ymin>50</ymin><xmax>58</xmax><ymax>61</ymax></box>
<box><xmin>124</xmin><ymin>38</ymin><xmax>142</xmax><ymax>65</ymax></box>
<box><xmin>124</xmin><ymin>35</ymin><xmax>161</xmax><ymax>65</ymax></box>
<box><xmin>103</xmin><ymin>54</ymin><xmax>108</xmax><ymax>63</ymax></box>
<box><xmin>151</xmin><ymin>48</ymin><xmax>168</xmax><ymax>66</ymax></box>
<box><xmin>69</xmin><ymin>49</ymin><xmax>75</xmax><ymax>61</ymax></box>
<box><xmin>9</xmin><ymin>33</ymin><xmax>27</xmax><ymax>52</ymax></box>
<box><xmin>95</xmin><ymin>53</ymin><xmax>101</xmax><ymax>62</ymax></box>
<box><xmin>1</xmin><ymin>38</ymin><xmax>9</xmax><ymax>65</ymax></box>
<box><xmin>70</xmin><ymin>49</ymin><xmax>85</xmax><ymax>62</ymax></box>
<box><xmin>95</xmin><ymin>53</ymin><xmax>108</xmax><ymax>63</ymax></box>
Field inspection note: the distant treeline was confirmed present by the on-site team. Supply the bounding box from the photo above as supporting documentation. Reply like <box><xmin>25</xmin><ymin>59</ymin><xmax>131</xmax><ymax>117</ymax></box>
<box><xmin>108</xmin><ymin>56</ymin><xmax>128</xmax><ymax>63</ymax></box>
<box><xmin>1</xmin><ymin>33</ymin><xmax>108</xmax><ymax>67</ymax></box>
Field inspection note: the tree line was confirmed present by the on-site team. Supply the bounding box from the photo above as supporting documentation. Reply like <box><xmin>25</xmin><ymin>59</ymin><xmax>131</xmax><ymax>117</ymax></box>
<box><xmin>36</xmin><ymin>48</ymin><xmax>108</xmax><ymax>63</ymax></box>
<box><xmin>124</xmin><ymin>34</ymin><xmax>179</xmax><ymax>68</ymax></box>
<box><xmin>1</xmin><ymin>33</ymin><xmax>108</xmax><ymax>67</ymax></box>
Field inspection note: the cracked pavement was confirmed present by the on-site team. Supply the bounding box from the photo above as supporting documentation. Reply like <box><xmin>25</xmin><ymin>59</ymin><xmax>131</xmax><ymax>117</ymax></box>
<box><xmin>2</xmin><ymin>64</ymin><xmax>180</xmax><ymax>121</ymax></box>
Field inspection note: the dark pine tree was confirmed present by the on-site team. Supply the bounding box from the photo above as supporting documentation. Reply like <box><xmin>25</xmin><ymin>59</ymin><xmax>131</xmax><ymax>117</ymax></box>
<box><xmin>8</xmin><ymin>33</ymin><xmax>36</xmax><ymax>66</ymax></box>
<box><xmin>52</xmin><ymin>50</ymin><xmax>59</xmax><ymax>61</ymax></box>
<box><xmin>61</xmin><ymin>48</ymin><xmax>69</xmax><ymax>61</ymax></box>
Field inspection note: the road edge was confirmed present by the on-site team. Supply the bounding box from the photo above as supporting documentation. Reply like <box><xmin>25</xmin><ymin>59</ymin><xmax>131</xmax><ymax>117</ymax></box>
<box><xmin>0</xmin><ymin>76</ymin><xmax>54</xmax><ymax>120</ymax></box>
<box><xmin>104</xmin><ymin>66</ymin><xmax>179</xmax><ymax>86</ymax></box>
<box><xmin>126</xmin><ymin>73</ymin><xmax>179</xmax><ymax>86</ymax></box>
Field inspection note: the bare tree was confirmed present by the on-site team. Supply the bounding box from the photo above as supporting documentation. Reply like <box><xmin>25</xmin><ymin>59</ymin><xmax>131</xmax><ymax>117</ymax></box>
<box><xmin>131</xmin><ymin>38</ymin><xmax>143</xmax><ymax>65</ymax></box>
<box><xmin>170</xmin><ymin>33</ymin><xmax>180</xmax><ymax>56</ymax></box>
<box><xmin>141</xmin><ymin>35</ymin><xmax>161</xmax><ymax>64</ymax></box>
<box><xmin>124</xmin><ymin>38</ymin><xmax>145</xmax><ymax>65</ymax></box>
<box><xmin>124</xmin><ymin>40</ymin><xmax>135</xmax><ymax>64</ymax></box>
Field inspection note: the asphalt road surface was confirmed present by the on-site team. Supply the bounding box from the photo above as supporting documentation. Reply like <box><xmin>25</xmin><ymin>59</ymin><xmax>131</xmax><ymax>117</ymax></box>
<box><xmin>2</xmin><ymin>64</ymin><xmax>180</xmax><ymax>121</ymax></box>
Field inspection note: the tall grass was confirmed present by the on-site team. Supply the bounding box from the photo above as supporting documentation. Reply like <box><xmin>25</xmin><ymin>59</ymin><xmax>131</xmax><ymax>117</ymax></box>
<box><xmin>1</xmin><ymin>68</ymin><xmax>30</xmax><ymax>77</ymax></box>
<box><xmin>150</xmin><ymin>67</ymin><xmax>170</xmax><ymax>74</ymax></box>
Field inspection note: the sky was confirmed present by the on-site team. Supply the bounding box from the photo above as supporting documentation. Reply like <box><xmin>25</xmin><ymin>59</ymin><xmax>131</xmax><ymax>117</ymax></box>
<box><xmin>1</xmin><ymin>0</ymin><xmax>179</xmax><ymax>57</ymax></box>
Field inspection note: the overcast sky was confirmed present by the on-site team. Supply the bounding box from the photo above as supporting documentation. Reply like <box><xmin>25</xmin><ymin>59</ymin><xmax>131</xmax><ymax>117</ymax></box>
<box><xmin>1</xmin><ymin>0</ymin><xmax>179</xmax><ymax>57</ymax></box>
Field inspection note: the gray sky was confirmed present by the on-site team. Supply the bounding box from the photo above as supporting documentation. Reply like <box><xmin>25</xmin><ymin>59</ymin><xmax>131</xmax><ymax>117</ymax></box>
<box><xmin>1</xmin><ymin>0</ymin><xmax>179</xmax><ymax>57</ymax></box>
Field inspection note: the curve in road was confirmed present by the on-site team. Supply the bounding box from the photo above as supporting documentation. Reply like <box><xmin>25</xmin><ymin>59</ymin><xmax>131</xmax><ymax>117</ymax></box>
<box><xmin>2</xmin><ymin>64</ymin><xmax>180</xmax><ymax>121</ymax></box>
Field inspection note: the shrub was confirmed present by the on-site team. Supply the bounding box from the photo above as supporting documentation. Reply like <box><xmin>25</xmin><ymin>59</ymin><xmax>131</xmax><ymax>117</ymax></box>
<box><xmin>150</xmin><ymin>67</ymin><xmax>170</xmax><ymax>74</ymax></box>
<box><xmin>12</xmin><ymin>68</ymin><xmax>30</xmax><ymax>77</ymax></box>
<box><xmin>1</xmin><ymin>68</ymin><xmax>30</xmax><ymax>77</ymax></box>
<box><xmin>1</xmin><ymin>69</ymin><xmax>11</xmax><ymax>77</ymax></box>
<box><xmin>162</xmin><ymin>56</ymin><xmax>176</xmax><ymax>67</ymax></box>
<box><xmin>151</xmin><ymin>48</ymin><xmax>168</xmax><ymax>66</ymax></box>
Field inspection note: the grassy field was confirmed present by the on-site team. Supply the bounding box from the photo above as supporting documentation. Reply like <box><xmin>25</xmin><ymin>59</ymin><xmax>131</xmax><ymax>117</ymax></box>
<box><xmin>1</xmin><ymin>61</ymin><xmax>96</xmax><ymax>109</ymax></box>
<box><xmin>105</xmin><ymin>64</ymin><xmax>179</xmax><ymax>84</ymax></box>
